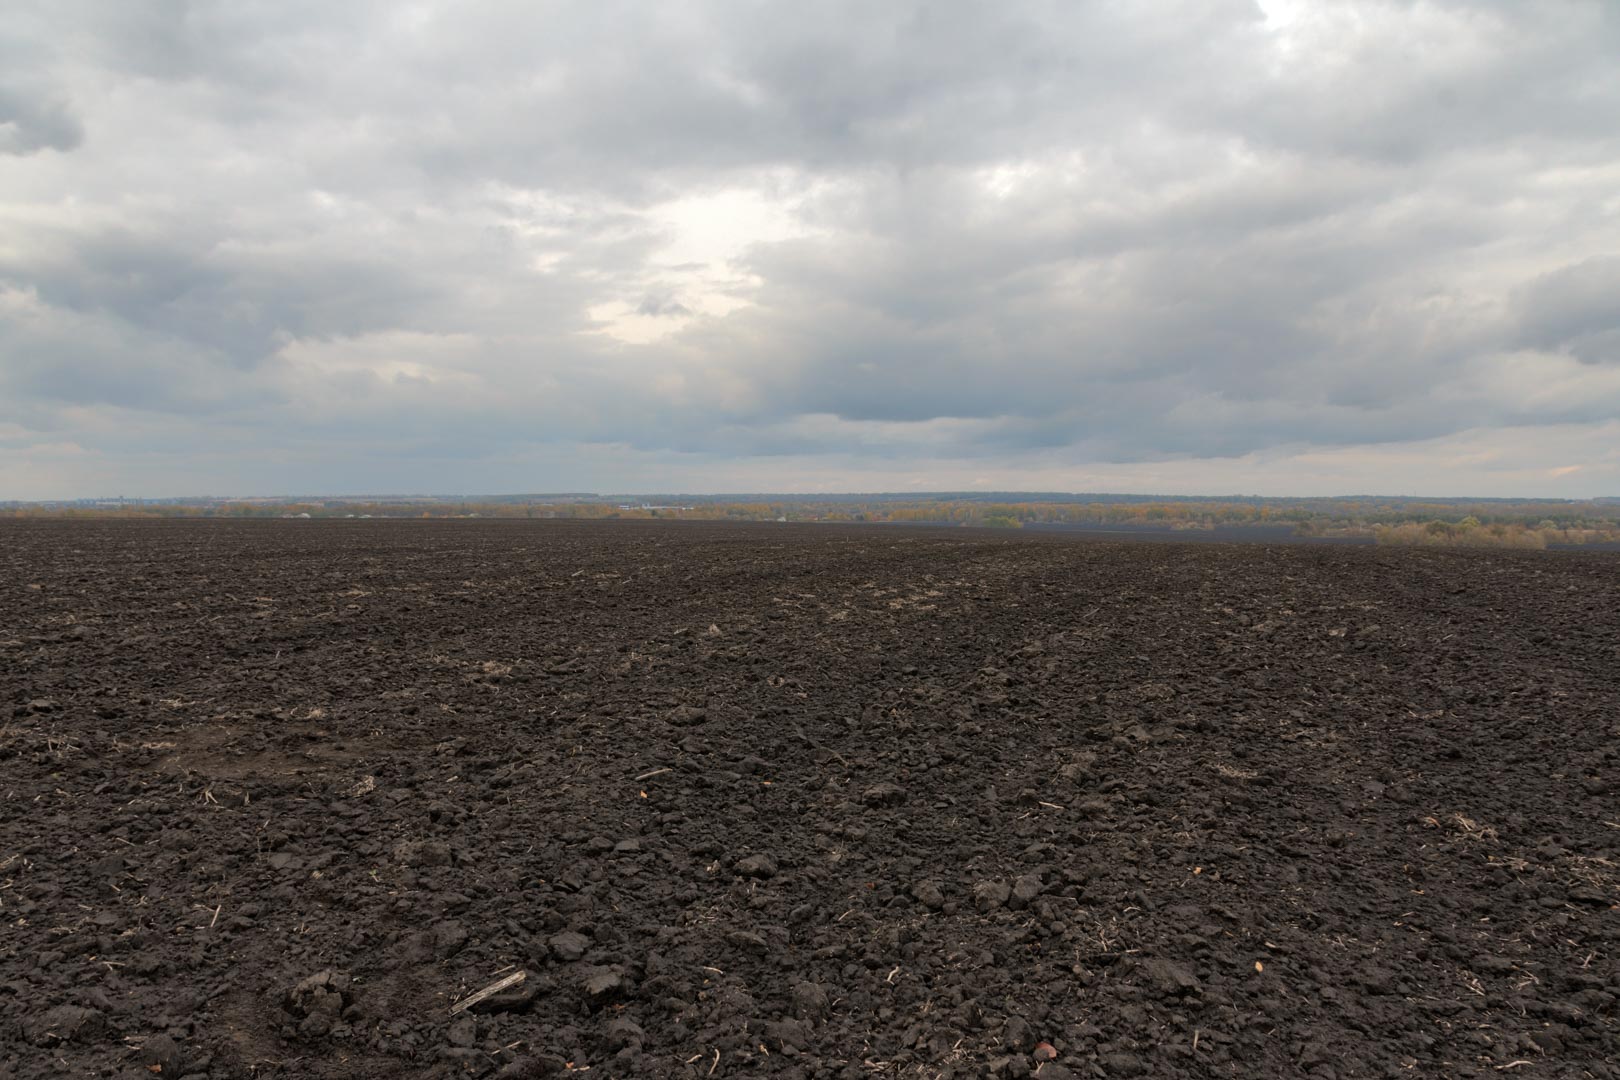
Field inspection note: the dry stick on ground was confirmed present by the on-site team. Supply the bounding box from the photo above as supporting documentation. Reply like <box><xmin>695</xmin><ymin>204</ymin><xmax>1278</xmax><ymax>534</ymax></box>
<box><xmin>449</xmin><ymin>970</ymin><xmax>527</xmax><ymax>1015</ymax></box>
<box><xmin>633</xmin><ymin>767</ymin><xmax>672</xmax><ymax>781</ymax></box>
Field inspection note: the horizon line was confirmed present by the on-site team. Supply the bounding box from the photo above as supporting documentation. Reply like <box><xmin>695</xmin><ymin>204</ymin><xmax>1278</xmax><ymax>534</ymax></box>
<box><xmin>6</xmin><ymin>490</ymin><xmax>1617</xmax><ymax>504</ymax></box>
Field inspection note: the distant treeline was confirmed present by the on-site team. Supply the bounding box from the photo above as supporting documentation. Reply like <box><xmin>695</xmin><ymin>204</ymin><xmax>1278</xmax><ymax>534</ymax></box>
<box><xmin>8</xmin><ymin>494</ymin><xmax>1620</xmax><ymax>548</ymax></box>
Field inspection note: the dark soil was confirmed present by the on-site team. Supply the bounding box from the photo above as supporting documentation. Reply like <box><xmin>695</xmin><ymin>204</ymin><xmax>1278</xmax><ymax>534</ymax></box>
<box><xmin>2</xmin><ymin>519</ymin><xmax>1617</xmax><ymax>1079</ymax></box>
<box><xmin>1013</xmin><ymin>524</ymin><xmax>1371</xmax><ymax>545</ymax></box>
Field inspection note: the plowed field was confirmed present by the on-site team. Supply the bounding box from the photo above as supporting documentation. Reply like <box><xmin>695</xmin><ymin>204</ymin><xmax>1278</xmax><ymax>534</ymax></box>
<box><xmin>2</xmin><ymin>519</ymin><xmax>1616</xmax><ymax>1079</ymax></box>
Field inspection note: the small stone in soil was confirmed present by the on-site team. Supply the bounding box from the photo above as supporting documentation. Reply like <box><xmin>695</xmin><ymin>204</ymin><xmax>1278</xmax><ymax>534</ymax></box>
<box><xmin>141</xmin><ymin>1033</ymin><xmax>185</xmax><ymax>1072</ymax></box>
<box><xmin>549</xmin><ymin>930</ymin><xmax>590</xmax><ymax>961</ymax></box>
<box><xmin>394</xmin><ymin>840</ymin><xmax>452</xmax><ymax>867</ymax></box>
<box><xmin>735</xmin><ymin>853</ymin><xmax>778</xmax><ymax>878</ymax></box>
<box><xmin>581</xmin><ymin>968</ymin><xmax>626</xmax><ymax>1003</ymax></box>
<box><xmin>666</xmin><ymin>705</ymin><xmax>707</xmax><ymax>726</ymax></box>
<box><xmin>1009</xmin><ymin>873</ymin><xmax>1044</xmax><ymax>909</ymax></box>
<box><xmin>860</xmin><ymin>782</ymin><xmax>907</xmax><ymax>807</ymax></box>
<box><xmin>792</xmin><ymin>981</ymin><xmax>830</xmax><ymax>1020</ymax></box>
<box><xmin>975</xmin><ymin>879</ymin><xmax>1011</xmax><ymax>912</ymax></box>
<box><xmin>1139</xmin><ymin>957</ymin><xmax>1201</xmax><ymax>996</ymax></box>
<box><xmin>604</xmin><ymin>1017</ymin><xmax>645</xmax><ymax>1049</ymax></box>
<box><xmin>910</xmin><ymin>881</ymin><xmax>946</xmax><ymax>910</ymax></box>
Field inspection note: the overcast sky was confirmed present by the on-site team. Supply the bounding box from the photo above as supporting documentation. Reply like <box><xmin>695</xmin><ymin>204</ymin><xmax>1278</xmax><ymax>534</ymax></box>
<box><xmin>3</xmin><ymin>0</ymin><xmax>1619</xmax><ymax>499</ymax></box>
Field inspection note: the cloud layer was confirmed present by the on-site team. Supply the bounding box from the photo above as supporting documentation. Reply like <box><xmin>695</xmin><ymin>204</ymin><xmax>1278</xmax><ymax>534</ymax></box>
<box><xmin>3</xmin><ymin>0</ymin><xmax>1619</xmax><ymax>497</ymax></box>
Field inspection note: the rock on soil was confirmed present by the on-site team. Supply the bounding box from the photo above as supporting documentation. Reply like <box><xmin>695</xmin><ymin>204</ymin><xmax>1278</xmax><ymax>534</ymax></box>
<box><xmin>1</xmin><ymin>518</ymin><xmax>1617</xmax><ymax>1078</ymax></box>
<box><xmin>734</xmin><ymin>852</ymin><xmax>779</xmax><ymax>878</ymax></box>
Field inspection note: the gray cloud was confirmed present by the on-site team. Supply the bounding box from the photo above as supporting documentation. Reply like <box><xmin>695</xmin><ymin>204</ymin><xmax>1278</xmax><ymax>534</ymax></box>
<box><xmin>2</xmin><ymin>0</ymin><xmax>1619</xmax><ymax>497</ymax></box>
<box><xmin>636</xmin><ymin>294</ymin><xmax>694</xmax><ymax>318</ymax></box>
<box><xmin>1514</xmin><ymin>257</ymin><xmax>1620</xmax><ymax>364</ymax></box>
<box><xmin>0</xmin><ymin>7</ymin><xmax>85</xmax><ymax>156</ymax></box>
<box><xmin>0</xmin><ymin>87</ymin><xmax>83</xmax><ymax>156</ymax></box>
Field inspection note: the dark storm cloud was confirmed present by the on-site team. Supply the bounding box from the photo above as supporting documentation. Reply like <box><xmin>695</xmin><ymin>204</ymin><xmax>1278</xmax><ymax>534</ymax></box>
<box><xmin>3</xmin><ymin>0</ymin><xmax>1620</xmax><ymax>497</ymax></box>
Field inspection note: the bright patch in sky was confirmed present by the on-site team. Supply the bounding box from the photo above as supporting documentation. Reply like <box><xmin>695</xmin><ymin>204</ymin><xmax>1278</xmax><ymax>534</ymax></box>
<box><xmin>587</xmin><ymin>186</ymin><xmax>816</xmax><ymax>343</ymax></box>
